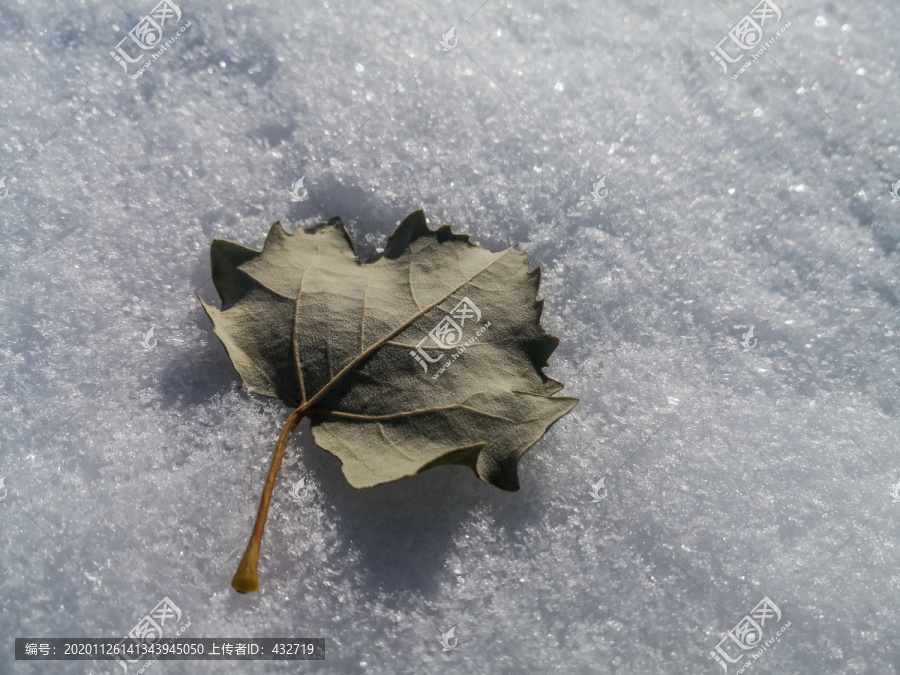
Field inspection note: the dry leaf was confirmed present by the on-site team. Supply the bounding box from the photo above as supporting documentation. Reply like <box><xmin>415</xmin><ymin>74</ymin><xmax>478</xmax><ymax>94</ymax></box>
<box><xmin>200</xmin><ymin>210</ymin><xmax>577</xmax><ymax>592</ymax></box>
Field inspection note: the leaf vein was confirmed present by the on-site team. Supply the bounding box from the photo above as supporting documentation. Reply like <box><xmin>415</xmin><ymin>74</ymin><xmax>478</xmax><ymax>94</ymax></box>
<box><xmin>359</xmin><ymin>269</ymin><xmax>372</xmax><ymax>353</ymax></box>
<box><xmin>302</xmin><ymin>248</ymin><xmax>514</xmax><ymax>409</ymax></box>
<box><xmin>376</xmin><ymin>423</ymin><xmax>417</xmax><ymax>463</ymax></box>
<box><xmin>408</xmin><ymin>255</ymin><xmax>423</xmax><ymax>310</ymax></box>
<box><xmin>292</xmin><ymin>250</ymin><xmax>319</xmax><ymax>404</ymax></box>
<box><xmin>318</xmin><ymin>402</ymin><xmax>519</xmax><ymax>424</ymax></box>
<box><xmin>321</xmin><ymin>422</ymin><xmax>365</xmax><ymax>466</ymax></box>
<box><xmin>385</xmin><ymin>337</ymin><xmax>511</xmax><ymax>349</ymax></box>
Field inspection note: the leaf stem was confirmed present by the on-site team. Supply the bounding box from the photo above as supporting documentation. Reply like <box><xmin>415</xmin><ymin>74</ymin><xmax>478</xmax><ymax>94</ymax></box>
<box><xmin>231</xmin><ymin>403</ymin><xmax>309</xmax><ymax>593</ymax></box>
<box><xmin>231</xmin><ymin>247</ymin><xmax>515</xmax><ymax>593</ymax></box>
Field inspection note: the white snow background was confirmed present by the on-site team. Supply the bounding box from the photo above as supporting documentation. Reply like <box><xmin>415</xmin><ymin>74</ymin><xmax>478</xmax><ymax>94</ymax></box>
<box><xmin>1</xmin><ymin>0</ymin><xmax>899</xmax><ymax>673</ymax></box>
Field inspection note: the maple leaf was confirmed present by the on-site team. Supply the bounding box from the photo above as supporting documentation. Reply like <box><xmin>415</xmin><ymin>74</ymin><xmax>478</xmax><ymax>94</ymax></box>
<box><xmin>200</xmin><ymin>210</ymin><xmax>577</xmax><ymax>592</ymax></box>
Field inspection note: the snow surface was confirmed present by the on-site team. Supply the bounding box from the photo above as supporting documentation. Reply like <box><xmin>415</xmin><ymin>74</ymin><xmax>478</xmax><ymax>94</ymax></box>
<box><xmin>1</xmin><ymin>0</ymin><xmax>899</xmax><ymax>673</ymax></box>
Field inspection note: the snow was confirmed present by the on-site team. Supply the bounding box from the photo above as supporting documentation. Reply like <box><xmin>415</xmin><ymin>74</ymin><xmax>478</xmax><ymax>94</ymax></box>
<box><xmin>1</xmin><ymin>0</ymin><xmax>898</xmax><ymax>673</ymax></box>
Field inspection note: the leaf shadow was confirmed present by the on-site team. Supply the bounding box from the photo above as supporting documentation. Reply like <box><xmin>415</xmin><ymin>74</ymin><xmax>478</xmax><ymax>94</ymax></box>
<box><xmin>288</xmin><ymin>432</ymin><xmax>549</xmax><ymax>605</ymax></box>
<box><xmin>283</xmin><ymin>172</ymin><xmax>414</xmax><ymax>260</ymax></box>
<box><xmin>155</xmin><ymin>310</ymin><xmax>238</xmax><ymax>412</ymax></box>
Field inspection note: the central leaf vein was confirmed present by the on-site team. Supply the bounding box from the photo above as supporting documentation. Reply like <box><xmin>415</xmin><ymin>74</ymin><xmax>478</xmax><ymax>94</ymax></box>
<box><xmin>299</xmin><ymin>247</ymin><xmax>514</xmax><ymax>410</ymax></box>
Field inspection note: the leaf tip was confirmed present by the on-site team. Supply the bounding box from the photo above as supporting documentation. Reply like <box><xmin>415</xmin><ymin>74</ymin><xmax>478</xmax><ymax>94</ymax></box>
<box><xmin>478</xmin><ymin>454</ymin><xmax>522</xmax><ymax>492</ymax></box>
<box><xmin>381</xmin><ymin>210</ymin><xmax>429</xmax><ymax>258</ymax></box>
<box><xmin>263</xmin><ymin>220</ymin><xmax>288</xmax><ymax>247</ymax></box>
<box><xmin>197</xmin><ymin>295</ymin><xmax>219</xmax><ymax>319</ymax></box>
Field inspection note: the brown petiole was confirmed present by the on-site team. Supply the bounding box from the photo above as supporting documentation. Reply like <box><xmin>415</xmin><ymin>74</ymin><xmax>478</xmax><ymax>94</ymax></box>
<box><xmin>231</xmin><ymin>403</ymin><xmax>310</xmax><ymax>593</ymax></box>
